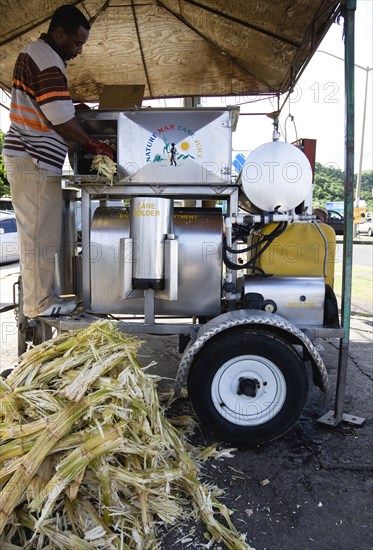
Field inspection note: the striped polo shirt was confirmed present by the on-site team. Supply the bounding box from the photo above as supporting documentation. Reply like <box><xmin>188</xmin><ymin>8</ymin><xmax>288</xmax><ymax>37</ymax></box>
<box><xmin>4</xmin><ymin>35</ymin><xmax>75</xmax><ymax>173</ymax></box>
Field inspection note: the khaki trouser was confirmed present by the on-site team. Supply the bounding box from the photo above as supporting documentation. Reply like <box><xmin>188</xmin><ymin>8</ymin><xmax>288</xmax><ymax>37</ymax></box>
<box><xmin>4</xmin><ymin>155</ymin><xmax>62</xmax><ymax>317</ymax></box>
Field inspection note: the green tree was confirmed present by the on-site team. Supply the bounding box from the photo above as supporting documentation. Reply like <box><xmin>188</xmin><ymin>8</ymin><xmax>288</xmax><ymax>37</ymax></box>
<box><xmin>0</xmin><ymin>129</ymin><xmax>10</xmax><ymax>197</ymax></box>
<box><xmin>360</xmin><ymin>170</ymin><xmax>373</xmax><ymax>213</ymax></box>
<box><xmin>313</xmin><ymin>162</ymin><xmax>372</xmax><ymax>212</ymax></box>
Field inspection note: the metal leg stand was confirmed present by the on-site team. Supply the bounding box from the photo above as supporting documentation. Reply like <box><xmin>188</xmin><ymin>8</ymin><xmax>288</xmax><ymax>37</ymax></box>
<box><xmin>14</xmin><ymin>276</ymin><xmax>28</xmax><ymax>356</ymax></box>
<box><xmin>318</xmin><ymin>339</ymin><xmax>365</xmax><ymax>426</ymax></box>
<box><xmin>144</xmin><ymin>288</ymin><xmax>155</xmax><ymax>325</ymax></box>
<box><xmin>318</xmin><ymin>0</ymin><xmax>365</xmax><ymax>428</ymax></box>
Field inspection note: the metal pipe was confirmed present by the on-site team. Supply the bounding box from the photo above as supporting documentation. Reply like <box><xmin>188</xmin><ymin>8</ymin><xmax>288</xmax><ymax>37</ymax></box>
<box><xmin>335</xmin><ymin>0</ymin><xmax>357</xmax><ymax>423</ymax></box>
<box><xmin>317</xmin><ymin>10</ymin><xmax>365</xmax><ymax>427</ymax></box>
<box><xmin>81</xmin><ymin>189</ymin><xmax>92</xmax><ymax>310</ymax></box>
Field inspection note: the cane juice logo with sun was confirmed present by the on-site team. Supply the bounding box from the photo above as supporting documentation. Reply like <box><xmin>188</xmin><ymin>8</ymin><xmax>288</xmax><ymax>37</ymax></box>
<box><xmin>145</xmin><ymin>123</ymin><xmax>203</xmax><ymax>164</ymax></box>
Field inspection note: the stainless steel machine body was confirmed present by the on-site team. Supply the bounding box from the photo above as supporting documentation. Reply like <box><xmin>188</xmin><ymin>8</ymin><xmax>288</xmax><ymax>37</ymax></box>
<box><xmin>90</xmin><ymin>207</ymin><xmax>223</xmax><ymax>316</ymax></box>
<box><xmin>72</xmin><ymin>108</ymin><xmax>237</xmax><ymax>184</ymax></box>
<box><xmin>242</xmin><ymin>275</ymin><xmax>326</xmax><ymax>326</ymax></box>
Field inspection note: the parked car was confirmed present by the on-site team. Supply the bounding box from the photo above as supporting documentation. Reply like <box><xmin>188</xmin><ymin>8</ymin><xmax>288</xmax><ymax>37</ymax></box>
<box><xmin>0</xmin><ymin>211</ymin><xmax>19</xmax><ymax>264</ymax></box>
<box><xmin>0</xmin><ymin>197</ymin><xmax>14</xmax><ymax>212</ymax></box>
<box><xmin>356</xmin><ymin>218</ymin><xmax>373</xmax><ymax>236</ymax></box>
<box><xmin>326</xmin><ymin>210</ymin><xmax>344</xmax><ymax>235</ymax></box>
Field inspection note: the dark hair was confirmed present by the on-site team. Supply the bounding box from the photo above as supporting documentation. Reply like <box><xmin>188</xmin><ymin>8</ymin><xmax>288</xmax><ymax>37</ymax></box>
<box><xmin>49</xmin><ymin>5</ymin><xmax>90</xmax><ymax>34</ymax></box>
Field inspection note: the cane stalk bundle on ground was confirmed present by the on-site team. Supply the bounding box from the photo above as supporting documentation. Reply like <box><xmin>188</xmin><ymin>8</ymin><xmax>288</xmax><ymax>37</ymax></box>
<box><xmin>0</xmin><ymin>321</ymin><xmax>252</xmax><ymax>549</ymax></box>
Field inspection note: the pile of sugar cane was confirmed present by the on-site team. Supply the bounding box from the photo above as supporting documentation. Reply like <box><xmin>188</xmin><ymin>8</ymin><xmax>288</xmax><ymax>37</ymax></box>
<box><xmin>0</xmin><ymin>321</ymin><xmax>251</xmax><ymax>549</ymax></box>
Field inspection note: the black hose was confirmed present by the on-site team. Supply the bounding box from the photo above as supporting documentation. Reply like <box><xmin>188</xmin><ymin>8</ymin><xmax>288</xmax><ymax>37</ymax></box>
<box><xmin>225</xmin><ymin>221</ymin><xmax>287</xmax><ymax>254</ymax></box>
<box><xmin>223</xmin><ymin>221</ymin><xmax>288</xmax><ymax>271</ymax></box>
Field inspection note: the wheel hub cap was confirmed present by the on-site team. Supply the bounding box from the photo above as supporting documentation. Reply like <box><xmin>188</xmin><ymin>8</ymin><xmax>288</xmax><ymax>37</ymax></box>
<box><xmin>238</xmin><ymin>377</ymin><xmax>259</xmax><ymax>397</ymax></box>
<box><xmin>211</xmin><ymin>354</ymin><xmax>287</xmax><ymax>426</ymax></box>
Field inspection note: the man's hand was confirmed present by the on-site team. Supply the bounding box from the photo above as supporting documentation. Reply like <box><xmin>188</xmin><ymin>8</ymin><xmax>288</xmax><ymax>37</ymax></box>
<box><xmin>86</xmin><ymin>139</ymin><xmax>114</xmax><ymax>159</ymax></box>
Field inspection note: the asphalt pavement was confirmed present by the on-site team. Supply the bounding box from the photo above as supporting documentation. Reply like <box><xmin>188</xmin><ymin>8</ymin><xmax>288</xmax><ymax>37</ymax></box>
<box><xmin>0</xmin><ymin>251</ymin><xmax>372</xmax><ymax>550</ymax></box>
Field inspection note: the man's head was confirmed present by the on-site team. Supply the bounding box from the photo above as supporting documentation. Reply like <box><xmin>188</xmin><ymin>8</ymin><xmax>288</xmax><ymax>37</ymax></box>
<box><xmin>48</xmin><ymin>5</ymin><xmax>91</xmax><ymax>61</ymax></box>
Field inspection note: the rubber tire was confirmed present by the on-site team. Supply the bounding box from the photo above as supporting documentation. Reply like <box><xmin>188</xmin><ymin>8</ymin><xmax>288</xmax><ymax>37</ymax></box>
<box><xmin>187</xmin><ymin>328</ymin><xmax>309</xmax><ymax>445</ymax></box>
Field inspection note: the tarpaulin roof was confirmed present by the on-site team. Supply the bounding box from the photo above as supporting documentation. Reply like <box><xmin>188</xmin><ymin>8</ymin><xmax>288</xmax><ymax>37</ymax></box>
<box><xmin>0</xmin><ymin>0</ymin><xmax>342</xmax><ymax>102</ymax></box>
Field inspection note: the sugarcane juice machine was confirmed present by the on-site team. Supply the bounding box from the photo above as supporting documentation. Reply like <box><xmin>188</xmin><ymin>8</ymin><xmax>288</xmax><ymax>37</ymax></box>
<box><xmin>52</xmin><ymin>108</ymin><xmax>342</xmax><ymax>444</ymax></box>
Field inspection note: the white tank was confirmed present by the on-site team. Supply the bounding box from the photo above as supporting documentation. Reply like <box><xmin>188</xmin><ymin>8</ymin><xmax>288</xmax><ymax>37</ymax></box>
<box><xmin>239</xmin><ymin>141</ymin><xmax>313</xmax><ymax>212</ymax></box>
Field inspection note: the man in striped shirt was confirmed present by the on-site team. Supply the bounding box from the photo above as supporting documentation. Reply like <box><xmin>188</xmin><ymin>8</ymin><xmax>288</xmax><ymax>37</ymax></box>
<box><xmin>3</xmin><ymin>5</ymin><xmax>113</xmax><ymax>318</ymax></box>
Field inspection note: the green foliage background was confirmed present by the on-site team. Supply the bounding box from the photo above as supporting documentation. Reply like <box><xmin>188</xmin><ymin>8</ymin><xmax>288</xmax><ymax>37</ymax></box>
<box><xmin>313</xmin><ymin>162</ymin><xmax>373</xmax><ymax>212</ymax></box>
<box><xmin>0</xmin><ymin>129</ymin><xmax>10</xmax><ymax>197</ymax></box>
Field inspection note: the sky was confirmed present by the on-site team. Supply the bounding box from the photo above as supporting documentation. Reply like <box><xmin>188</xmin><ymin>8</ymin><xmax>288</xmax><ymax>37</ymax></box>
<box><xmin>1</xmin><ymin>0</ymin><xmax>372</xmax><ymax>173</ymax></box>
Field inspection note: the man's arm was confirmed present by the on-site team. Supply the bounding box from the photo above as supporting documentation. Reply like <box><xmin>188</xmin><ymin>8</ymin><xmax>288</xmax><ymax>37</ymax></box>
<box><xmin>54</xmin><ymin>116</ymin><xmax>90</xmax><ymax>147</ymax></box>
<box><xmin>54</xmin><ymin>117</ymin><xmax>114</xmax><ymax>158</ymax></box>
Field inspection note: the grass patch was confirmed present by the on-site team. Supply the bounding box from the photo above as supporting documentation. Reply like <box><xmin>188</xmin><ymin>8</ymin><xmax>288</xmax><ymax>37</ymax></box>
<box><xmin>333</xmin><ymin>263</ymin><xmax>373</xmax><ymax>305</ymax></box>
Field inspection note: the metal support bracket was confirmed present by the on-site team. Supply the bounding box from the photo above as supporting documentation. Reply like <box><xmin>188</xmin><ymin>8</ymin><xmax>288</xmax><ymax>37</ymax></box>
<box><xmin>155</xmin><ymin>237</ymin><xmax>178</xmax><ymax>301</ymax></box>
<box><xmin>317</xmin><ymin>410</ymin><xmax>366</xmax><ymax>427</ymax></box>
<box><xmin>144</xmin><ymin>288</ymin><xmax>155</xmax><ymax>324</ymax></box>
<box><xmin>120</xmin><ymin>237</ymin><xmax>133</xmax><ymax>298</ymax></box>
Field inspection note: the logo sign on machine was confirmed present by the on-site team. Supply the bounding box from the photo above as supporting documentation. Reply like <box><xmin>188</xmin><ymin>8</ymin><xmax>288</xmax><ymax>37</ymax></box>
<box><xmin>118</xmin><ymin>110</ymin><xmax>232</xmax><ymax>184</ymax></box>
<box><xmin>145</xmin><ymin>123</ymin><xmax>202</xmax><ymax>164</ymax></box>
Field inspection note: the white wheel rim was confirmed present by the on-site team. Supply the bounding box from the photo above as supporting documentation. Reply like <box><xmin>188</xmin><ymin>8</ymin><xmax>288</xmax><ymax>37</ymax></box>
<box><xmin>211</xmin><ymin>354</ymin><xmax>287</xmax><ymax>426</ymax></box>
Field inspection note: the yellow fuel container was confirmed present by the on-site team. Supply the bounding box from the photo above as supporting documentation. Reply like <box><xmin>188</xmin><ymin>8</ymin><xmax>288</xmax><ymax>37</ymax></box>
<box><xmin>254</xmin><ymin>222</ymin><xmax>336</xmax><ymax>288</ymax></box>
